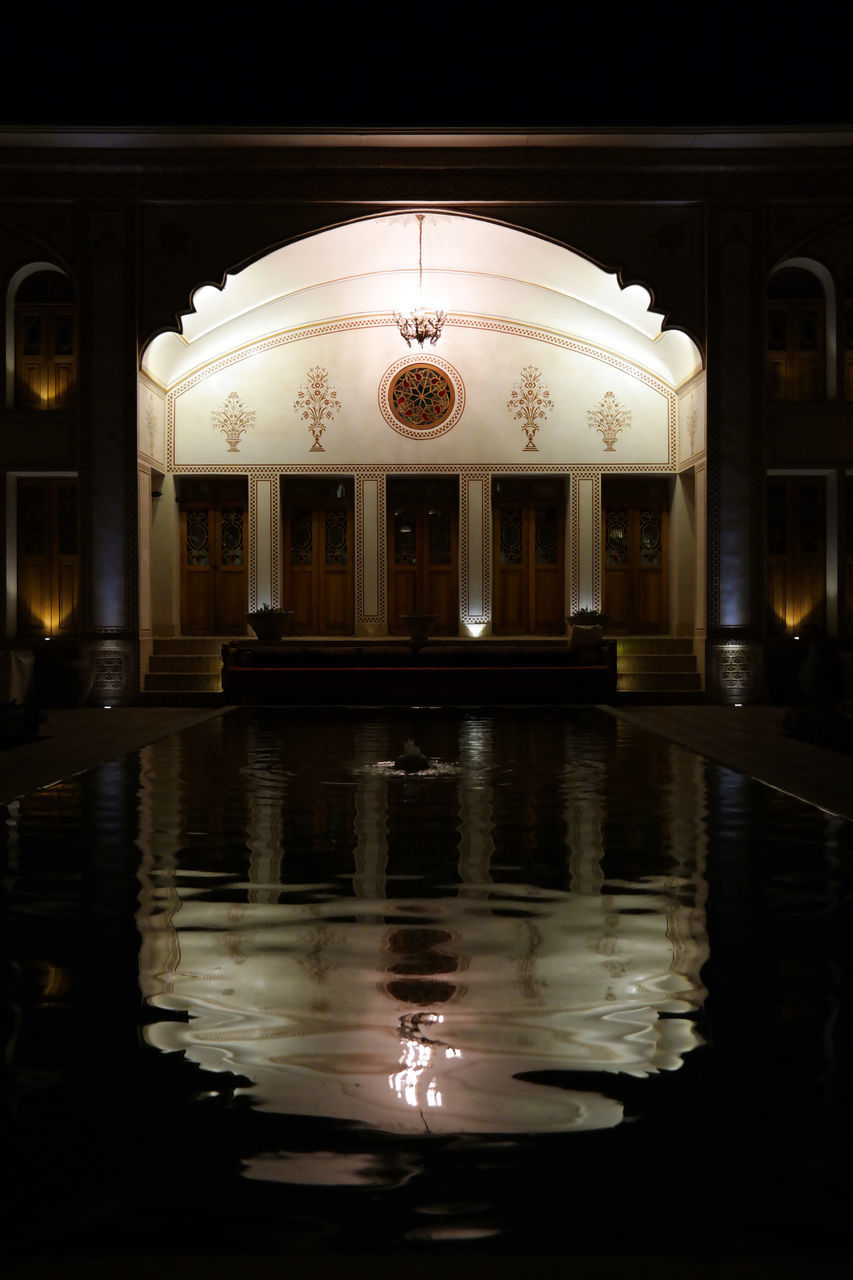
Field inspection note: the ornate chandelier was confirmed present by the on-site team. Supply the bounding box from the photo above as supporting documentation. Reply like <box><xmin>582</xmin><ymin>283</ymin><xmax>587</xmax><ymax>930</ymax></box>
<box><xmin>393</xmin><ymin>214</ymin><xmax>446</xmax><ymax>347</ymax></box>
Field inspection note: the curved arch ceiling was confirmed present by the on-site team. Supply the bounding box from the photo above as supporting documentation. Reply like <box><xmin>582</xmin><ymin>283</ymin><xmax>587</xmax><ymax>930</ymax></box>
<box><xmin>141</xmin><ymin>212</ymin><xmax>702</xmax><ymax>391</ymax></box>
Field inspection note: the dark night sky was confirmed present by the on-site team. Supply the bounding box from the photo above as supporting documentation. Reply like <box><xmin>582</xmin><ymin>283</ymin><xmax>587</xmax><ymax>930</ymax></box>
<box><xmin>2</xmin><ymin>1</ymin><xmax>852</xmax><ymax>130</ymax></box>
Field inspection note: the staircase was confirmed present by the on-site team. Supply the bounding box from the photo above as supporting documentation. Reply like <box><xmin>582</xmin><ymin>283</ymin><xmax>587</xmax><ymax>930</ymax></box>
<box><xmin>142</xmin><ymin>637</ymin><xmax>230</xmax><ymax>705</ymax></box>
<box><xmin>614</xmin><ymin>636</ymin><xmax>702</xmax><ymax>703</ymax></box>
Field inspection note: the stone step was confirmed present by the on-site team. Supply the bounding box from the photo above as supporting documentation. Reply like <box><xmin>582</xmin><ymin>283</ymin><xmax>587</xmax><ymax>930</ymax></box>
<box><xmin>614</xmin><ymin>636</ymin><xmax>695</xmax><ymax>655</ymax></box>
<box><xmin>148</xmin><ymin>654</ymin><xmax>222</xmax><ymax>674</ymax></box>
<box><xmin>617</xmin><ymin>671</ymin><xmax>702</xmax><ymax>692</ymax></box>
<box><xmin>144</xmin><ymin>671</ymin><xmax>222</xmax><ymax>692</ymax></box>
<box><xmin>153</xmin><ymin>636</ymin><xmax>243</xmax><ymax>655</ymax></box>
<box><xmin>618</xmin><ymin>654</ymin><xmax>698</xmax><ymax>674</ymax></box>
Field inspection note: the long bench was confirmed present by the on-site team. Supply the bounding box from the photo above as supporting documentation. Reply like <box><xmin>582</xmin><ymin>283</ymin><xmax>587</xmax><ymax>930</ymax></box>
<box><xmin>221</xmin><ymin>640</ymin><xmax>617</xmax><ymax>705</ymax></box>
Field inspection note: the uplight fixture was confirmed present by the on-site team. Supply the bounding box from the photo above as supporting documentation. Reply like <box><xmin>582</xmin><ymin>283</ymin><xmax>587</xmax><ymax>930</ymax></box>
<box><xmin>393</xmin><ymin>214</ymin><xmax>446</xmax><ymax>348</ymax></box>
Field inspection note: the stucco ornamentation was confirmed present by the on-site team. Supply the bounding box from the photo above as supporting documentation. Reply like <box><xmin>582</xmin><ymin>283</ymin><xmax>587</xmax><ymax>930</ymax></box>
<box><xmin>211</xmin><ymin>390</ymin><xmax>257</xmax><ymax>453</ymax></box>
<box><xmin>145</xmin><ymin>392</ymin><xmax>158</xmax><ymax>454</ymax></box>
<box><xmin>293</xmin><ymin>366</ymin><xmax>342</xmax><ymax>453</ymax></box>
<box><xmin>586</xmin><ymin>390</ymin><xmax>632</xmax><ymax>452</ymax></box>
<box><xmin>687</xmin><ymin>403</ymin><xmax>697</xmax><ymax>455</ymax></box>
<box><xmin>379</xmin><ymin>356</ymin><xmax>465</xmax><ymax>441</ymax></box>
<box><xmin>506</xmin><ymin>365</ymin><xmax>554</xmax><ymax>452</ymax></box>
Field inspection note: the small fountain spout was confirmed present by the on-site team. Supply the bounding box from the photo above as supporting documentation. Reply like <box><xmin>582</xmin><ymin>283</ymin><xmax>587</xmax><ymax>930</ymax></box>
<box><xmin>394</xmin><ymin>738</ymin><xmax>430</xmax><ymax>772</ymax></box>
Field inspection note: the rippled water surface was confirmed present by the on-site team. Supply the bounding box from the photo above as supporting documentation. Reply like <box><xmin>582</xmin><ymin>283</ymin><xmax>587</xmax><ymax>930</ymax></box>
<box><xmin>4</xmin><ymin>707</ymin><xmax>852</xmax><ymax>1263</ymax></box>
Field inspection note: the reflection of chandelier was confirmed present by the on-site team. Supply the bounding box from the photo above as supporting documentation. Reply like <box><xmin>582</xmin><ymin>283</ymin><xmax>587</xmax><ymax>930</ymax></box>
<box><xmin>394</xmin><ymin>214</ymin><xmax>446</xmax><ymax>347</ymax></box>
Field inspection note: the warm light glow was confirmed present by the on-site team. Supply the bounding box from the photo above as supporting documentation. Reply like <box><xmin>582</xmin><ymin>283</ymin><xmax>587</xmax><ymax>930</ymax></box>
<box><xmin>393</xmin><ymin>216</ymin><xmax>446</xmax><ymax>347</ymax></box>
<box><xmin>142</xmin><ymin>213</ymin><xmax>703</xmax><ymax>391</ymax></box>
<box><xmin>462</xmin><ymin>622</ymin><xmax>486</xmax><ymax>638</ymax></box>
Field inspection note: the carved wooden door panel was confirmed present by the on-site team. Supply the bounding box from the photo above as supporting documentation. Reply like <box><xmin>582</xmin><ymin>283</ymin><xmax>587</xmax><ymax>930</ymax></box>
<box><xmin>181</xmin><ymin>505</ymin><xmax>248</xmax><ymax>635</ymax></box>
<box><xmin>387</xmin><ymin>479</ymin><xmax>458</xmax><ymax>635</ymax></box>
<box><xmin>602</xmin><ymin>504</ymin><xmax>668</xmax><ymax>633</ymax></box>
<box><xmin>493</xmin><ymin>498</ymin><xmax>564</xmax><ymax>636</ymax></box>
<box><xmin>284</xmin><ymin>501</ymin><xmax>354</xmax><ymax>635</ymax></box>
<box><xmin>17</xmin><ymin>477</ymin><xmax>79</xmax><ymax>636</ymax></box>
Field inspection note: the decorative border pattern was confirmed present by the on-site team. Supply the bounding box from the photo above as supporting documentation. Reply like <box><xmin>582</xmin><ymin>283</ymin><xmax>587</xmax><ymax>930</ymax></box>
<box><xmin>247</xmin><ymin>476</ymin><xmax>281</xmax><ymax>611</ymax></box>
<box><xmin>92</xmin><ymin>650</ymin><xmax>127</xmax><ymax>694</ymax></box>
<box><xmin>379</xmin><ymin>355</ymin><xmax>465</xmax><ymax>441</ymax></box>
<box><xmin>570</xmin><ymin>470</ymin><xmax>602</xmax><ymax>614</ymax></box>
<box><xmin>355</xmin><ymin>471</ymin><xmax>387</xmax><ymax>625</ymax></box>
<box><xmin>165</xmin><ymin>315</ymin><xmax>676</xmax><ymax>471</ymax></box>
<box><xmin>460</xmin><ymin>470</ymin><xmax>491</xmax><ymax>623</ymax></box>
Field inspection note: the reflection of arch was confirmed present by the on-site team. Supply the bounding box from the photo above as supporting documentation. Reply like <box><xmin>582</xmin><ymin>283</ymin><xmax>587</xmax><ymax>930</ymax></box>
<box><xmin>768</xmin><ymin>256</ymin><xmax>836</xmax><ymax>401</ymax></box>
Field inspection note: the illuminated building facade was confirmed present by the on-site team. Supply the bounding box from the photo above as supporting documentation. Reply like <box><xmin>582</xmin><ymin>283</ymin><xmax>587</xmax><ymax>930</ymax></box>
<box><xmin>1</xmin><ymin>127</ymin><xmax>851</xmax><ymax>702</ymax></box>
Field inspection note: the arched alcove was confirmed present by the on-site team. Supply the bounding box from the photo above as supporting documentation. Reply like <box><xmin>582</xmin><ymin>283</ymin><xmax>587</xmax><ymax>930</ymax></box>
<box><xmin>5</xmin><ymin>262</ymin><xmax>77</xmax><ymax>411</ymax></box>
<box><xmin>768</xmin><ymin>256</ymin><xmax>836</xmax><ymax>401</ymax></box>
<box><xmin>137</xmin><ymin>212</ymin><xmax>704</xmax><ymax>647</ymax></box>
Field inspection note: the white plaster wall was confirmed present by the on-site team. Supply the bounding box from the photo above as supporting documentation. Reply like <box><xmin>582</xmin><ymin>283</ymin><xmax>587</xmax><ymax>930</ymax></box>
<box><xmin>677</xmin><ymin>372</ymin><xmax>706</xmax><ymax>468</ymax></box>
<box><xmin>150</xmin><ymin>474</ymin><xmax>181</xmax><ymax>635</ymax></box>
<box><xmin>171</xmin><ymin>324</ymin><xmax>673</xmax><ymax>471</ymax></box>
<box><xmin>138</xmin><ymin>377</ymin><xmax>167</xmax><ymax>468</ymax></box>
<box><xmin>669</xmin><ymin>472</ymin><xmax>697</xmax><ymax>636</ymax></box>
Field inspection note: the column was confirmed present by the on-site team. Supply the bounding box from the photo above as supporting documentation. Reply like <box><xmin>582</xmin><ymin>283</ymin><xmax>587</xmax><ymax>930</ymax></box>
<box><xmin>82</xmin><ymin>208</ymin><xmax>139</xmax><ymax>702</ymax></box>
<box><xmin>570</xmin><ymin>471</ymin><xmax>602</xmax><ymax>614</ymax></box>
<box><xmin>708</xmin><ymin>208</ymin><xmax>763</xmax><ymax>700</ymax></box>
<box><xmin>460</xmin><ymin>470</ymin><xmax>489</xmax><ymax>635</ymax></box>
<box><xmin>355</xmin><ymin>472</ymin><xmax>385</xmax><ymax>635</ymax></box>
<box><xmin>249</xmin><ymin>474</ymin><xmax>279</xmax><ymax>609</ymax></box>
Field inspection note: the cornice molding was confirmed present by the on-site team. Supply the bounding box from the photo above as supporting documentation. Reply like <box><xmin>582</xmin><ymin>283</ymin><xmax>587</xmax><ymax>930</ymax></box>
<box><xmin>3</xmin><ymin>126</ymin><xmax>853</xmax><ymax>151</ymax></box>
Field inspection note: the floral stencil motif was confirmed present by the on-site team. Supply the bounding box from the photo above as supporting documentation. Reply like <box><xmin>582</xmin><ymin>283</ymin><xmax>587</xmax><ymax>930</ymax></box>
<box><xmin>211</xmin><ymin>391</ymin><xmax>257</xmax><ymax>453</ymax></box>
<box><xmin>687</xmin><ymin>403</ymin><xmax>698</xmax><ymax>455</ymax></box>
<box><xmin>144</xmin><ymin>392</ymin><xmax>158</xmax><ymax>454</ymax></box>
<box><xmin>506</xmin><ymin>365</ymin><xmax>554</xmax><ymax>452</ymax></box>
<box><xmin>294</xmin><ymin>366</ymin><xmax>342</xmax><ymax>453</ymax></box>
<box><xmin>586</xmin><ymin>390</ymin><xmax>632</xmax><ymax>452</ymax></box>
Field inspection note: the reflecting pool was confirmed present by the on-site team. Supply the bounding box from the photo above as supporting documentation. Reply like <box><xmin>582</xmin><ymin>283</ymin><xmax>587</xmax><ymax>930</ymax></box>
<box><xmin>3</xmin><ymin>707</ymin><xmax>852</xmax><ymax>1265</ymax></box>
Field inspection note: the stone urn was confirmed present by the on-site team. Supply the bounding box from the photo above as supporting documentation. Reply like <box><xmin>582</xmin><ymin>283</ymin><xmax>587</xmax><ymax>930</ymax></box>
<box><xmin>246</xmin><ymin>609</ymin><xmax>293</xmax><ymax>645</ymax></box>
<box><xmin>401</xmin><ymin>612</ymin><xmax>438</xmax><ymax>652</ymax></box>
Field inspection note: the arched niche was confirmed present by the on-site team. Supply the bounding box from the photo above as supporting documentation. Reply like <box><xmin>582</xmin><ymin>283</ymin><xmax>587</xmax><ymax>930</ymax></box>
<box><xmin>5</xmin><ymin>262</ymin><xmax>76</xmax><ymax>411</ymax></box>
<box><xmin>768</xmin><ymin>256</ymin><xmax>837</xmax><ymax>402</ymax></box>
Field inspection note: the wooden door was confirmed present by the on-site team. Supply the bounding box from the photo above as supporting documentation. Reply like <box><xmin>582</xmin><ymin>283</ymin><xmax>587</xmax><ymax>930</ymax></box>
<box><xmin>181</xmin><ymin>505</ymin><xmax>248</xmax><ymax>635</ymax></box>
<box><xmin>387</xmin><ymin>479</ymin><xmax>458</xmax><ymax>635</ymax></box>
<box><xmin>493</xmin><ymin>484</ymin><xmax>564</xmax><ymax>635</ymax></box>
<box><xmin>767</xmin><ymin>268</ymin><xmax>825</xmax><ymax>402</ymax></box>
<box><xmin>766</xmin><ymin>476</ymin><xmax>826</xmax><ymax>635</ymax></box>
<box><xmin>847</xmin><ymin>477</ymin><xmax>853</xmax><ymax>639</ymax></box>
<box><xmin>284</xmin><ymin>489</ymin><xmax>354</xmax><ymax>635</ymax></box>
<box><xmin>17</xmin><ymin>477</ymin><xmax>79</xmax><ymax>636</ymax></box>
<box><xmin>603</xmin><ymin>502</ymin><xmax>668</xmax><ymax>633</ymax></box>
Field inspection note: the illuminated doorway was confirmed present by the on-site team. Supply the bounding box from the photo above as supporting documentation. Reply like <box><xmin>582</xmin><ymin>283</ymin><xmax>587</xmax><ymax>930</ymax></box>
<box><xmin>16</xmin><ymin>476</ymin><xmax>79</xmax><ymax>636</ymax></box>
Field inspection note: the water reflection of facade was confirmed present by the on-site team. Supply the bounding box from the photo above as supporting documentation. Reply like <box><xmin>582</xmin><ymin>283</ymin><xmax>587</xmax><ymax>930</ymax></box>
<box><xmin>3</xmin><ymin>128</ymin><xmax>851</xmax><ymax>704</ymax></box>
<box><xmin>136</xmin><ymin>717</ymin><xmax>709</xmax><ymax>1137</ymax></box>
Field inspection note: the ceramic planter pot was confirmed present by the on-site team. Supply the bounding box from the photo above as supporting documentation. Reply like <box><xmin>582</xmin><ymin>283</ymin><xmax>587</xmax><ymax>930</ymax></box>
<box><xmin>246</xmin><ymin>610</ymin><xmax>293</xmax><ymax>645</ymax></box>
<box><xmin>401</xmin><ymin>613</ymin><xmax>438</xmax><ymax>652</ymax></box>
<box><xmin>567</xmin><ymin>623</ymin><xmax>603</xmax><ymax>655</ymax></box>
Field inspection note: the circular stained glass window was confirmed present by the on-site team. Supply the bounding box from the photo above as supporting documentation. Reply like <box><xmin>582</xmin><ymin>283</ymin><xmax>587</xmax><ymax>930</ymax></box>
<box><xmin>389</xmin><ymin>364</ymin><xmax>455</xmax><ymax>429</ymax></box>
<box><xmin>379</xmin><ymin>356</ymin><xmax>465</xmax><ymax>441</ymax></box>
